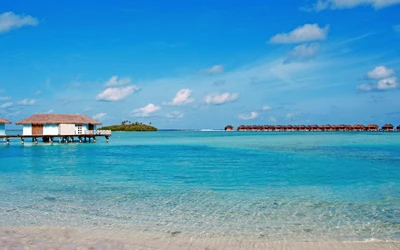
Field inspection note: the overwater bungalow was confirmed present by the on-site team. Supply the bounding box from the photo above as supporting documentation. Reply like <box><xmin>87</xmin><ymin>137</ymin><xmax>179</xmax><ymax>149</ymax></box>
<box><xmin>367</xmin><ymin>124</ymin><xmax>379</xmax><ymax>131</ymax></box>
<box><xmin>225</xmin><ymin>125</ymin><xmax>234</xmax><ymax>131</ymax></box>
<box><xmin>16</xmin><ymin>114</ymin><xmax>102</xmax><ymax>136</ymax></box>
<box><xmin>382</xmin><ymin>124</ymin><xmax>394</xmax><ymax>131</ymax></box>
<box><xmin>397</xmin><ymin>125</ymin><xmax>400</xmax><ymax>131</ymax></box>
<box><xmin>0</xmin><ymin>117</ymin><xmax>11</xmax><ymax>136</ymax></box>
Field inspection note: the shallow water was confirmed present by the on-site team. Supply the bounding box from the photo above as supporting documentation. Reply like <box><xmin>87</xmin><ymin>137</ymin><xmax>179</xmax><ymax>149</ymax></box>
<box><xmin>0</xmin><ymin>132</ymin><xmax>399</xmax><ymax>245</ymax></box>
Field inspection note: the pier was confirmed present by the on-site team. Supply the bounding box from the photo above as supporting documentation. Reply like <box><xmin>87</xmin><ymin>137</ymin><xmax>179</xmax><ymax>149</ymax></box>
<box><xmin>1</xmin><ymin>130</ymin><xmax>111</xmax><ymax>145</ymax></box>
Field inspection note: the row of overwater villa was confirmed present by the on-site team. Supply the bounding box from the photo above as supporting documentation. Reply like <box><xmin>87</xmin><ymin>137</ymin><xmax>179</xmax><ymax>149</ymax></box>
<box><xmin>0</xmin><ymin>114</ymin><xmax>111</xmax><ymax>145</ymax></box>
<box><xmin>225</xmin><ymin>124</ymin><xmax>400</xmax><ymax>131</ymax></box>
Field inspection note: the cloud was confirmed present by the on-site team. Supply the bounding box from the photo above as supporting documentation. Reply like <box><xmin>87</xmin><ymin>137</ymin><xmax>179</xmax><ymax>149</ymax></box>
<box><xmin>269</xmin><ymin>116</ymin><xmax>277</xmax><ymax>122</ymax></box>
<box><xmin>93</xmin><ymin>112</ymin><xmax>107</xmax><ymax>120</ymax></box>
<box><xmin>284</xmin><ymin>43</ymin><xmax>320</xmax><ymax>64</ymax></box>
<box><xmin>104</xmin><ymin>76</ymin><xmax>131</xmax><ymax>87</ymax></box>
<box><xmin>213</xmin><ymin>80</ymin><xmax>226</xmax><ymax>86</ymax></box>
<box><xmin>202</xmin><ymin>65</ymin><xmax>224</xmax><ymax>74</ymax></box>
<box><xmin>357</xmin><ymin>77</ymin><xmax>398</xmax><ymax>91</ymax></box>
<box><xmin>357</xmin><ymin>83</ymin><xmax>374</xmax><ymax>91</ymax></box>
<box><xmin>166</xmin><ymin>111</ymin><xmax>184</xmax><ymax>119</ymax></box>
<box><xmin>308</xmin><ymin>0</ymin><xmax>400</xmax><ymax>11</ymax></box>
<box><xmin>238</xmin><ymin>111</ymin><xmax>259</xmax><ymax>120</ymax></box>
<box><xmin>165</xmin><ymin>89</ymin><xmax>194</xmax><ymax>105</ymax></box>
<box><xmin>262</xmin><ymin>105</ymin><xmax>272</xmax><ymax>111</ymax></box>
<box><xmin>0</xmin><ymin>102</ymin><xmax>12</xmax><ymax>108</ymax></box>
<box><xmin>367</xmin><ymin>66</ymin><xmax>395</xmax><ymax>79</ymax></box>
<box><xmin>44</xmin><ymin>109</ymin><xmax>54</xmax><ymax>114</ymax></box>
<box><xmin>34</xmin><ymin>90</ymin><xmax>42</xmax><ymax>95</ymax></box>
<box><xmin>377</xmin><ymin>77</ymin><xmax>398</xmax><ymax>90</ymax></box>
<box><xmin>96</xmin><ymin>85</ymin><xmax>138</xmax><ymax>102</ymax></box>
<box><xmin>0</xmin><ymin>12</ymin><xmax>38</xmax><ymax>34</ymax></box>
<box><xmin>269</xmin><ymin>24</ymin><xmax>329</xmax><ymax>44</ymax></box>
<box><xmin>19</xmin><ymin>98</ymin><xmax>38</xmax><ymax>105</ymax></box>
<box><xmin>204</xmin><ymin>93</ymin><xmax>239</xmax><ymax>105</ymax></box>
<box><xmin>131</xmin><ymin>103</ymin><xmax>161</xmax><ymax>117</ymax></box>
<box><xmin>0</xmin><ymin>96</ymin><xmax>11</xmax><ymax>101</ymax></box>
<box><xmin>394</xmin><ymin>24</ymin><xmax>400</xmax><ymax>32</ymax></box>
<box><xmin>286</xmin><ymin>112</ymin><xmax>301</xmax><ymax>120</ymax></box>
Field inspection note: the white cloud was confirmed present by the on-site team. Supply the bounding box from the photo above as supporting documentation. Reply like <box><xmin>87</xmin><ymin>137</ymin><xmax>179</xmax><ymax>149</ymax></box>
<box><xmin>238</xmin><ymin>111</ymin><xmax>259</xmax><ymax>120</ymax></box>
<box><xmin>203</xmin><ymin>65</ymin><xmax>224</xmax><ymax>74</ymax></box>
<box><xmin>0</xmin><ymin>96</ymin><xmax>11</xmax><ymax>101</ymax></box>
<box><xmin>262</xmin><ymin>105</ymin><xmax>272</xmax><ymax>111</ymax></box>
<box><xmin>104</xmin><ymin>76</ymin><xmax>131</xmax><ymax>87</ymax></box>
<box><xmin>269</xmin><ymin>24</ymin><xmax>329</xmax><ymax>44</ymax></box>
<box><xmin>0</xmin><ymin>102</ymin><xmax>12</xmax><ymax>108</ymax></box>
<box><xmin>19</xmin><ymin>98</ymin><xmax>38</xmax><ymax>105</ymax></box>
<box><xmin>367</xmin><ymin>66</ymin><xmax>395</xmax><ymax>79</ymax></box>
<box><xmin>357</xmin><ymin>83</ymin><xmax>374</xmax><ymax>91</ymax></box>
<box><xmin>394</xmin><ymin>24</ymin><xmax>400</xmax><ymax>32</ymax></box>
<box><xmin>166</xmin><ymin>111</ymin><xmax>184</xmax><ymax>119</ymax></box>
<box><xmin>309</xmin><ymin>0</ymin><xmax>400</xmax><ymax>11</ymax></box>
<box><xmin>284</xmin><ymin>43</ymin><xmax>320</xmax><ymax>64</ymax></box>
<box><xmin>165</xmin><ymin>89</ymin><xmax>194</xmax><ymax>105</ymax></box>
<box><xmin>204</xmin><ymin>93</ymin><xmax>239</xmax><ymax>105</ymax></box>
<box><xmin>377</xmin><ymin>77</ymin><xmax>398</xmax><ymax>90</ymax></box>
<box><xmin>0</xmin><ymin>12</ymin><xmax>38</xmax><ymax>34</ymax></box>
<box><xmin>357</xmin><ymin>77</ymin><xmax>398</xmax><ymax>91</ymax></box>
<box><xmin>213</xmin><ymin>80</ymin><xmax>226</xmax><ymax>86</ymax></box>
<box><xmin>131</xmin><ymin>103</ymin><xmax>161</xmax><ymax>117</ymax></box>
<box><xmin>286</xmin><ymin>112</ymin><xmax>301</xmax><ymax>120</ymax></box>
<box><xmin>44</xmin><ymin>109</ymin><xmax>54</xmax><ymax>114</ymax></box>
<box><xmin>93</xmin><ymin>112</ymin><xmax>107</xmax><ymax>120</ymax></box>
<box><xmin>269</xmin><ymin>116</ymin><xmax>277</xmax><ymax>122</ymax></box>
<box><xmin>34</xmin><ymin>90</ymin><xmax>42</xmax><ymax>95</ymax></box>
<box><xmin>96</xmin><ymin>85</ymin><xmax>138</xmax><ymax>102</ymax></box>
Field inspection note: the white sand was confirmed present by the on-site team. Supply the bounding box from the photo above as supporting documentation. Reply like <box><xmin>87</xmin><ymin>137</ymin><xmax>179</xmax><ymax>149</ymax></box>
<box><xmin>1</xmin><ymin>226</ymin><xmax>399</xmax><ymax>250</ymax></box>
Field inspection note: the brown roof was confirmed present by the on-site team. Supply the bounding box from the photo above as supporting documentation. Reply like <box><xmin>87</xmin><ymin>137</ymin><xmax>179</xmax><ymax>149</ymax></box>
<box><xmin>16</xmin><ymin>114</ymin><xmax>102</xmax><ymax>125</ymax></box>
<box><xmin>0</xmin><ymin>117</ymin><xmax>11</xmax><ymax>124</ymax></box>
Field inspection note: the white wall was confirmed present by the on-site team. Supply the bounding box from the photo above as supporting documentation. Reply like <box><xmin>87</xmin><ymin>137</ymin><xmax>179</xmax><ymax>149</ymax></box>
<box><xmin>23</xmin><ymin>124</ymin><xmax>32</xmax><ymax>136</ymax></box>
<box><xmin>59</xmin><ymin>124</ymin><xmax>75</xmax><ymax>135</ymax></box>
<box><xmin>43</xmin><ymin>124</ymin><xmax>59</xmax><ymax>135</ymax></box>
<box><xmin>0</xmin><ymin>124</ymin><xmax>5</xmax><ymax>135</ymax></box>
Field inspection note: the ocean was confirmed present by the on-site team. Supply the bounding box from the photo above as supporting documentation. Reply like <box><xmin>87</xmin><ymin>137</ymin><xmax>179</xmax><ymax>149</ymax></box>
<box><xmin>0</xmin><ymin>132</ymin><xmax>399</xmax><ymax>249</ymax></box>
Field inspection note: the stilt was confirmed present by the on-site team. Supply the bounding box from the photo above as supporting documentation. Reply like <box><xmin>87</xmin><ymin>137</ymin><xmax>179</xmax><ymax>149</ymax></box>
<box><xmin>50</xmin><ymin>137</ymin><xmax>53</xmax><ymax>144</ymax></box>
<box><xmin>35</xmin><ymin>137</ymin><xmax>38</xmax><ymax>144</ymax></box>
<box><xmin>65</xmin><ymin>137</ymin><xmax>68</xmax><ymax>144</ymax></box>
<box><xmin>6</xmin><ymin>138</ymin><xmax>10</xmax><ymax>145</ymax></box>
<box><xmin>93</xmin><ymin>136</ymin><xmax>97</xmax><ymax>143</ymax></box>
<box><xmin>84</xmin><ymin>137</ymin><xmax>87</xmax><ymax>142</ymax></box>
<box><xmin>21</xmin><ymin>138</ymin><xmax>24</xmax><ymax>144</ymax></box>
<box><xmin>106</xmin><ymin>136</ymin><xmax>109</xmax><ymax>143</ymax></box>
<box><xmin>79</xmin><ymin>137</ymin><xmax>82</xmax><ymax>143</ymax></box>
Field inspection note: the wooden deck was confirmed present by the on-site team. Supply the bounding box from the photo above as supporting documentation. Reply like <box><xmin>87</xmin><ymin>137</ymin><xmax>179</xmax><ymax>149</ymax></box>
<box><xmin>0</xmin><ymin>130</ymin><xmax>111</xmax><ymax>145</ymax></box>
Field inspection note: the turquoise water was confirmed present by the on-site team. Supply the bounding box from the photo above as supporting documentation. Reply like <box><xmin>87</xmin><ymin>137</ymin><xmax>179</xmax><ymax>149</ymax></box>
<box><xmin>0</xmin><ymin>132</ymin><xmax>399</xmax><ymax>242</ymax></box>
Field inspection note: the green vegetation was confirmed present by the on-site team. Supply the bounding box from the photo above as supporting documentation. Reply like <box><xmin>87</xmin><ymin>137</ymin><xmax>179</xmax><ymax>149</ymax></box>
<box><xmin>99</xmin><ymin>120</ymin><xmax>158</xmax><ymax>132</ymax></box>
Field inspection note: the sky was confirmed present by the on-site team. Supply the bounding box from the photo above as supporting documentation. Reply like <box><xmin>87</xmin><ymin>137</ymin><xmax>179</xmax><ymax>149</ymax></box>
<box><xmin>0</xmin><ymin>0</ymin><xmax>399</xmax><ymax>129</ymax></box>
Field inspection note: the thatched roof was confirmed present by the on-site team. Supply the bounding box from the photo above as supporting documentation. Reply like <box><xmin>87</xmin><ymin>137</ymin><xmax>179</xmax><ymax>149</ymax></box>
<box><xmin>382</xmin><ymin>124</ymin><xmax>394</xmax><ymax>129</ymax></box>
<box><xmin>16</xmin><ymin>114</ymin><xmax>102</xmax><ymax>125</ymax></box>
<box><xmin>0</xmin><ymin>117</ymin><xmax>11</xmax><ymax>124</ymax></box>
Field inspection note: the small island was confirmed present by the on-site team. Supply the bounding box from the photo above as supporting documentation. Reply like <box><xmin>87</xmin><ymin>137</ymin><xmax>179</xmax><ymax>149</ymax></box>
<box><xmin>98</xmin><ymin>120</ymin><xmax>158</xmax><ymax>132</ymax></box>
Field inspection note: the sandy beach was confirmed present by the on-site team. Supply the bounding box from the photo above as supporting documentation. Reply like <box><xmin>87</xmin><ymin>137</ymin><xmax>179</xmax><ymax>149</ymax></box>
<box><xmin>1</xmin><ymin>226</ymin><xmax>399</xmax><ymax>250</ymax></box>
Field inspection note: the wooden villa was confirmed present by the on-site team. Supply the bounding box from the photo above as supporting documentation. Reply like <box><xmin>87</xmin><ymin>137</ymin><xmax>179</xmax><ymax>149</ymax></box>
<box><xmin>232</xmin><ymin>123</ymin><xmax>400</xmax><ymax>132</ymax></box>
<box><xmin>0</xmin><ymin>114</ymin><xmax>111</xmax><ymax>145</ymax></box>
<box><xmin>225</xmin><ymin>125</ymin><xmax>234</xmax><ymax>131</ymax></box>
<box><xmin>382</xmin><ymin>124</ymin><xmax>394</xmax><ymax>132</ymax></box>
<box><xmin>0</xmin><ymin>117</ymin><xmax>11</xmax><ymax>136</ymax></box>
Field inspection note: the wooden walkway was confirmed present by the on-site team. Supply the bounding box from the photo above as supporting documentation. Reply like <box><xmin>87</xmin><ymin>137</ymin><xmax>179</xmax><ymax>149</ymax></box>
<box><xmin>0</xmin><ymin>132</ymin><xmax>111</xmax><ymax>145</ymax></box>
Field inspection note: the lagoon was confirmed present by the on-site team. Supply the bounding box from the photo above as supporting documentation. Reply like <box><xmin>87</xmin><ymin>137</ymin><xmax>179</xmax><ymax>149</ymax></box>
<box><xmin>0</xmin><ymin>132</ymin><xmax>399</xmax><ymax>249</ymax></box>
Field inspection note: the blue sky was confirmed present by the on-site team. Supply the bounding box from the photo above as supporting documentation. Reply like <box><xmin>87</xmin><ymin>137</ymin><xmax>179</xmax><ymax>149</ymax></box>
<box><xmin>0</xmin><ymin>0</ymin><xmax>399</xmax><ymax>129</ymax></box>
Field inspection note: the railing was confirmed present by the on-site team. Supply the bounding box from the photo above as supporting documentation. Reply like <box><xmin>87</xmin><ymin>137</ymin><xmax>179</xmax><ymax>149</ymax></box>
<box><xmin>81</xmin><ymin>130</ymin><xmax>112</xmax><ymax>135</ymax></box>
